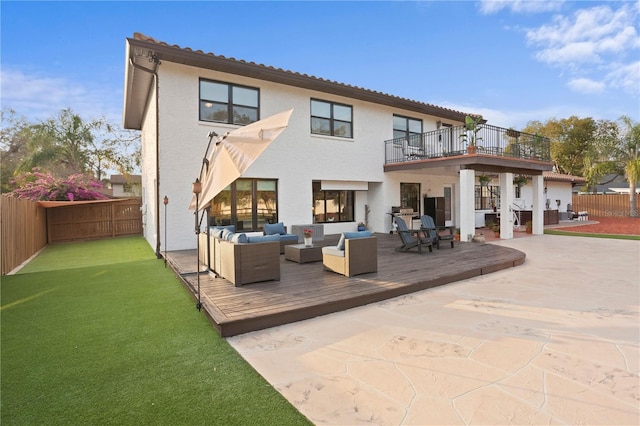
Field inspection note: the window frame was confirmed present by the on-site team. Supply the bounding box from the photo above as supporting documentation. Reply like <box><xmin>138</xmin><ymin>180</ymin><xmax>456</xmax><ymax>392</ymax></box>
<box><xmin>393</xmin><ymin>115</ymin><xmax>423</xmax><ymax>147</ymax></box>
<box><xmin>312</xmin><ymin>181</ymin><xmax>355</xmax><ymax>223</ymax></box>
<box><xmin>208</xmin><ymin>178</ymin><xmax>278</xmax><ymax>231</ymax></box>
<box><xmin>199</xmin><ymin>79</ymin><xmax>260</xmax><ymax>125</ymax></box>
<box><xmin>310</xmin><ymin>98</ymin><xmax>353</xmax><ymax>138</ymax></box>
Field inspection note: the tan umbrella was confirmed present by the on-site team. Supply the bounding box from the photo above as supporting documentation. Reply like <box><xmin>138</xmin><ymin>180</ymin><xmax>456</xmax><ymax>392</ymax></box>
<box><xmin>189</xmin><ymin>108</ymin><xmax>293</xmax><ymax>211</ymax></box>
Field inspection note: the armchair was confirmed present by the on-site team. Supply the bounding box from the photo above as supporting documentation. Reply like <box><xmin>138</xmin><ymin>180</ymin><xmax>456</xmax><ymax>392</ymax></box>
<box><xmin>322</xmin><ymin>231</ymin><xmax>377</xmax><ymax>277</ymax></box>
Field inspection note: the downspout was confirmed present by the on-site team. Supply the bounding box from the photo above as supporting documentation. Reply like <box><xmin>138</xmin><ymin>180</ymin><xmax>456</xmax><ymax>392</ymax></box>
<box><xmin>129</xmin><ymin>55</ymin><xmax>162</xmax><ymax>258</ymax></box>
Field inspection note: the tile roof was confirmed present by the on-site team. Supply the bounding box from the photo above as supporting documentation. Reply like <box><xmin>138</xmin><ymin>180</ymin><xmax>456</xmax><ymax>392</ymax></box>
<box><xmin>543</xmin><ymin>171</ymin><xmax>586</xmax><ymax>183</ymax></box>
<box><xmin>129</xmin><ymin>33</ymin><xmax>473</xmax><ymax>121</ymax></box>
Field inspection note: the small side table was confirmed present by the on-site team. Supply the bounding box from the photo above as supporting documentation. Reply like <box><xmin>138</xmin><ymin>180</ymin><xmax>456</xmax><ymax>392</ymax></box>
<box><xmin>284</xmin><ymin>244</ymin><xmax>323</xmax><ymax>263</ymax></box>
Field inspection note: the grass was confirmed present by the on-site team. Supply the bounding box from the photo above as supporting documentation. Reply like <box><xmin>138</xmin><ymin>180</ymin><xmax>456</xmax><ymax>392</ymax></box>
<box><xmin>1</xmin><ymin>236</ymin><xmax>310</xmax><ymax>425</ymax></box>
<box><xmin>544</xmin><ymin>229</ymin><xmax>640</xmax><ymax>240</ymax></box>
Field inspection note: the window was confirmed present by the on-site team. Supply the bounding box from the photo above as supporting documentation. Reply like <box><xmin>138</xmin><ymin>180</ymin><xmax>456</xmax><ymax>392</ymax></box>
<box><xmin>400</xmin><ymin>183</ymin><xmax>420</xmax><ymax>213</ymax></box>
<box><xmin>393</xmin><ymin>115</ymin><xmax>422</xmax><ymax>147</ymax></box>
<box><xmin>475</xmin><ymin>185</ymin><xmax>500</xmax><ymax>210</ymax></box>
<box><xmin>311</xmin><ymin>99</ymin><xmax>353</xmax><ymax>138</ymax></box>
<box><xmin>312</xmin><ymin>181</ymin><xmax>354</xmax><ymax>223</ymax></box>
<box><xmin>199</xmin><ymin>79</ymin><xmax>259</xmax><ymax>124</ymax></box>
<box><xmin>209</xmin><ymin>179</ymin><xmax>277</xmax><ymax>231</ymax></box>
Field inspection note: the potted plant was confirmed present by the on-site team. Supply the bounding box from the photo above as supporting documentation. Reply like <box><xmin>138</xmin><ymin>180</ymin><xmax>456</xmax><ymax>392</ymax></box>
<box><xmin>514</xmin><ymin>175</ymin><xmax>529</xmax><ymax>188</ymax></box>
<box><xmin>478</xmin><ymin>174</ymin><xmax>491</xmax><ymax>187</ymax></box>
<box><xmin>454</xmin><ymin>228</ymin><xmax>461</xmax><ymax>241</ymax></box>
<box><xmin>303</xmin><ymin>228</ymin><xmax>313</xmax><ymax>246</ymax></box>
<box><xmin>525</xmin><ymin>221</ymin><xmax>533</xmax><ymax>234</ymax></box>
<box><xmin>493</xmin><ymin>224</ymin><xmax>500</xmax><ymax>237</ymax></box>
<box><xmin>357</xmin><ymin>222</ymin><xmax>366</xmax><ymax>231</ymax></box>
<box><xmin>459</xmin><ymin>115</ymin><xmax>483</xmax><ymax>154</ymax></box>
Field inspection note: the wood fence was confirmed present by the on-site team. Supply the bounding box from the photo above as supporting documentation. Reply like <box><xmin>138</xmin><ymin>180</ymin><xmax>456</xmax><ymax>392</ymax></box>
<box><xmin>1</xmin><ymin>195</ymin><xmax>47</xmax><ymax>275</ymax></box>
<box><xmin>47</xmin><ymin>198</ymin><xmax>142</xmax><ymax>243</ymax></box>
<box><xmin>572</xmin><ymin>193</ymin><xmax>636</xmax><ymax>217</ymax></box>
<box><xmin>1</xmin><ymin>197</ymin><xmax>142</xmax><ymax>274</ymax></box>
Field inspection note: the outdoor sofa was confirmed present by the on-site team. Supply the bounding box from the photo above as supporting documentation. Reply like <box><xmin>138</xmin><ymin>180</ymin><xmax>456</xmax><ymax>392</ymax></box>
<box><xmin>263</xmin><ymin>222</ymin><xmax>299</xmax><ymax>253</ymax></box>
<box><xmin>204</xmin><ymin>226</ymin><xmax>281</xmax><ymax>286</ymax></box>
<box><xmin>322</xmin><ymin>231</ymin><xmax>377</xmax><ymax>277</ymax></box>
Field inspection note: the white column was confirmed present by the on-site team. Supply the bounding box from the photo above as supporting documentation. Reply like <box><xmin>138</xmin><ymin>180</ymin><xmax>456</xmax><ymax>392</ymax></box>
<box><xmin>459</xmin><ymin>169</ymin><xmax>475</xmax><ymax>242</ymax></box>
<box><xmin>499</xmin><ymin>172</ymin><xmax>514</xmax><ymax>239</ymax></box>
<box><xmin>532</xmin><ymin>175</ymin><xmax>544</xmax><ymax>234</ymax></box>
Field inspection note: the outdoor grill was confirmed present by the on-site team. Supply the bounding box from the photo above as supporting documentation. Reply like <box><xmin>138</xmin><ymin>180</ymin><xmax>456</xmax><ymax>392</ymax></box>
<box><xmin>389</xmin><ymin>206</ymin><xmax>417</xmax><ymax>232</ymax></box>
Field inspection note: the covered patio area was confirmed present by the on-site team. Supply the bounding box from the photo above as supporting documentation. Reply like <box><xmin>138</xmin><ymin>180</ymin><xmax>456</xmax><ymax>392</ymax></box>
<box><xmin>166</xmin><ymin>233</ymin><xmax>525</xmax><ymax>337</ymax></box>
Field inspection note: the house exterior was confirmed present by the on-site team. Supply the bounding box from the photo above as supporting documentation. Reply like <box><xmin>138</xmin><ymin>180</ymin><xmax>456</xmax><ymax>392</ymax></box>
<box><xmin>109</xmin><ymin>174</ymin><xmax>142</xmax><ymax>197</ymax></box>
<box><xmin>123</xmin><ymin>33</ymin><xmax>554</xmax><ymax>255</ymax></box>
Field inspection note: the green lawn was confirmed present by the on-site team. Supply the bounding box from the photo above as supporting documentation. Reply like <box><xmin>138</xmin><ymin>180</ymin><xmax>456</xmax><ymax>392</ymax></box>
<box><xmin>1</xmin><ymin>236</ymin><xmax>310</xmax><ymax>425</ymax></box>
<box><xmin>544</xmin><ymin>229</ymin><xmax>640</xmax><ymax>240</ymax></box>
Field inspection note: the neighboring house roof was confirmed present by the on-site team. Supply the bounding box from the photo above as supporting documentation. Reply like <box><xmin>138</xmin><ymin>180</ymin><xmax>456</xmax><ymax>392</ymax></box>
<box><xmin>124</xmin><ymin>33</ymin><xmax>474</xmax><ymax>130</ymax></box>
<box><xmin>590</xmin><ymin>173</ymin><xmax>639</xmax><ymax>194</ymax></box>
<box><xmin>110</xmin><ymin>174</ymin><xmax>142</xmax><ymax>185</ymax></box>
<box><xmin>542</xmin><ymin>171</ymin><xmax>586</xmax><ymax>184</ymax></box>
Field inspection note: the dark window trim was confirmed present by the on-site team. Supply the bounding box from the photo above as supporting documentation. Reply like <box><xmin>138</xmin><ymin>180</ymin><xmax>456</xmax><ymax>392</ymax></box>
<box><xmin>209</xmin><ymin>178</ymin><xmax>278</xmax><ymax>231</ymax></box>
<box><xmin>199</xmin><ymin>78</ymin><xmax>260</xmax><ymax>124</ymax></box>
<box><xmin>393</xmin><ymin>114</ymin><xmax>423</xmax><ymax>147</ymax></box>
<box><xmin>312</xmin><ymin>181</ymin><xmax>355</xmax><ymax>223</ymax></box>
<box><xmin>310</xmin><ymin>98</ymin><xmax>353</xmax><ymax>138</ymax></box>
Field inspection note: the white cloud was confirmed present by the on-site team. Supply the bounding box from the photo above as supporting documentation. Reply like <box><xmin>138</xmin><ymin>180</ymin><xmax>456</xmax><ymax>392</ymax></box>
<box><xmin>0</xmin><ymin>68</ymin><xmax>123</xmax><ymax>124</ymax></box>
<box><xmin>524</xmin><ymin>3</ymin><xmax>639</xmax><ymax>95</ymax></box>
<box><xmin>605</xmin><ymin>60</ymin><xmax>640</xmax><ymax>95</ymax></box>
<box><xmin>479</xmin><ymin>0</ymin><xmax>564</xmax><ymax>15</ymax></box>
<box><xmin>567</xmin><ymin>77</ymin><xmax>606</xmax><ymax>94</ymax></box>
<box><xmin>526</xmin><ymin>4</ymin><xmax>639</xmax><ymax>67</ymax></box>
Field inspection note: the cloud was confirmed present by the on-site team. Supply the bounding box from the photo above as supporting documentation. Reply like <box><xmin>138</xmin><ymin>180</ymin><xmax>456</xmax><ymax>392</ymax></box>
<box><xmin>0</xmin><ymin>68</ymin><xmax>123</xmax><ymax>124</ymax></box>
<box><xmin>567</xmin><ymin>78</ymin><xmax>606</xmax><ymax>94</ymax></box>
<box><xmin>605</xmin><ymin>60</ymin><xmax>640</xmax><ymax>94</ymax></box>
<box><xmin>524</xmin><ymin>3</ymin><xmax>639</xmax><ymax>95</ymax></box>
<box><xmin>527</xmin><ymin>4</ymin><xmax>640</xmax><ymax>67</ymax></box>
<box><xmin>479</xmin><ymin>0</ymin><xmax>564</xmax><ymax>15</ymax></box>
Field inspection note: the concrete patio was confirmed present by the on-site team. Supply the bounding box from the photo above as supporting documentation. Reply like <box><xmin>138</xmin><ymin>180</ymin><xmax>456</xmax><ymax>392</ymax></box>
<box><xmin>228</xmin><ymin>234</ymin><xmax>640</xmax><ymax>425</ymax></box>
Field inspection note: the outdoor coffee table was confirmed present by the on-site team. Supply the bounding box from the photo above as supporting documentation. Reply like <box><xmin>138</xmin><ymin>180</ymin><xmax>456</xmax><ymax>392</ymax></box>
<box><xmin>284</xmin><ymin>243</ymin><xmax>323</xmax><ymax>263</ymax></box>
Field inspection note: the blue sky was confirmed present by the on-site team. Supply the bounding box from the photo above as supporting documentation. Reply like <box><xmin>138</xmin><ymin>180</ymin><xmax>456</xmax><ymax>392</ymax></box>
<box><xmin>2</xmin><ymin>1</ymin><xmax>639</xmax><ymax>130</ymax></box>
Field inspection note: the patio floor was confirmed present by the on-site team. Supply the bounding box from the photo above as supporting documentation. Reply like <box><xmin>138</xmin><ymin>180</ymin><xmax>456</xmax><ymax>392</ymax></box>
<box><xmin>166</xmin><ymin>232</ymin><xmax>525</xmax><ymax>337</ymax></box>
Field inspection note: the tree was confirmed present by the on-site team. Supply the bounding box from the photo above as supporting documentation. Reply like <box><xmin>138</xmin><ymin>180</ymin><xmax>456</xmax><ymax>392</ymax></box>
<box><xmin>7</xmin><ymin>169</ymin><xmax>108</xmax><ymax>201</ymax></box>
<box><xmin>523</xmin><ymin>116</ymin><xmax>596</xmax><ymax>176</ymax></box>
<box><xmin>0</xmin><ymin>109</ymin><xmax>32</xmax><ymax>192</ymax></box>
<box><xmin>1</xmin><ymin>107</ymin><xmax>141</xmax><ymax>193</ymax></box>
<box><xmin>610</xmin><ymin>116</ymin><xmax>639</xmax><ymax>217</ymax></box>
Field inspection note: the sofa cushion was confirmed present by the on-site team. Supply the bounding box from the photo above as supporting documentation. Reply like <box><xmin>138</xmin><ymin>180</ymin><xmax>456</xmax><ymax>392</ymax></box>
<box><xmin>280</xmin><ymin>234</ymin><xmax>299</xmax><ymax>242</ymax></box>
<box><xmin>247</xmin><ymin>234</ymin><xmax>281</xmax><ymax>243</ymax></box>
<box><xmin>222</xmin><ymin>228</ymin><xmax>236</xmax><ymax>241</ymax></box>
<box><xmin>322</xmin><ymin>246</ymin><xmax>345</xmax><ymax>257</ymax></box>
<box><xmin>264</xmin><ymin>222</ymin><xmax>286</xmax><ymax>235</ymax></box>
<box><xmin>337</xmin><ymin>230</ymin><xmax>372</xmax><ymax>250</ymax></box>
<box><xmin>211</xmin><ymin>225</ymin><xmax>235</xmax><ymax>238</ymax></box>
<box><xmin>230</xmin><ymin>232</ymin><xmax>248</xmax><ymax>244</ymax></box>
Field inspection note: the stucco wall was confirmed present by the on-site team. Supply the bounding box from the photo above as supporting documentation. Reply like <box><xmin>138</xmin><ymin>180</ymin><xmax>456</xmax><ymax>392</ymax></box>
<box><xmin>152</xmin><ymin>61</ymin><xmax>459</xmax><ymax>250</ymax></box>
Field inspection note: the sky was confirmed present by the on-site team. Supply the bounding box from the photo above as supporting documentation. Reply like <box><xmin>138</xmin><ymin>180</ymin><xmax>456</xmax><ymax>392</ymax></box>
<box><xmin>2</xmin><ymin>0</ymin><xmax>639</xmax><ymax>131</ymax></box>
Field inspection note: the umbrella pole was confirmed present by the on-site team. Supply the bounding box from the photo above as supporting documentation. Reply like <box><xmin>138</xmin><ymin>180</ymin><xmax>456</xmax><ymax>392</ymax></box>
<box><xmin>193</xmin><ymin>179</ymin><xmax>203</xmax><ymax>311</ymax></box>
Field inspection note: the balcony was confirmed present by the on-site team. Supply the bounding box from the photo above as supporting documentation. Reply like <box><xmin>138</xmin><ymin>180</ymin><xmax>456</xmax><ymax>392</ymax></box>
<box><xmin>385</xmin><ymin>124</ymin><xmax>551</xmax><ymax>165</ymax></box>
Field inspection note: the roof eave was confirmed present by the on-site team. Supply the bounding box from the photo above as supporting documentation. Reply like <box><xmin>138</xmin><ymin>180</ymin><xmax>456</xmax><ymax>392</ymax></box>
<box><xmin>124</xmin><ymin>36</ymin><xmax>471</xmax><ymax>123</ymax></box>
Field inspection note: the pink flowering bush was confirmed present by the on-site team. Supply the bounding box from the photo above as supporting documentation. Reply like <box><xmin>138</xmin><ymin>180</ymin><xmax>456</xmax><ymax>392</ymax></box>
<box><xmin>8</xmin><ymin>170</ymin><xmax>108</xmax><ymax>201</ymax></box>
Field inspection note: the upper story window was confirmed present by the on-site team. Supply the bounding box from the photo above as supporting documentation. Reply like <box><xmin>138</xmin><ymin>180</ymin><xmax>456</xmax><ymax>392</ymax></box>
<box><xmin>311</xmin><ymin>99</ymin><xmax>353</xmax><ymax>138</ymax></box>
<box><xmin>393</xmin><ymin>115</ymin><xmax>422</xmax><ymax>146</ymax></box>
<box><xmin>199</xmin><ymin>79</ymin><xmax>259</xmax><ymax>125</ymax></box>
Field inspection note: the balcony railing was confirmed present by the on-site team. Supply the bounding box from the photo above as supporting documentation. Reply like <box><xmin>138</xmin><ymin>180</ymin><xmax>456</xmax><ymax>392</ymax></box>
<box><xmin>385</xmin><ymin>123</ymin><xmax>551</xmax><ymax>164</ymax></box>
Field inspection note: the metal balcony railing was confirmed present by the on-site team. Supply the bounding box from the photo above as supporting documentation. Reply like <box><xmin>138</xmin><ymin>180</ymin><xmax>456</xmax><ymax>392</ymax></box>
<box><xmin>385</xmin><ymin>124</ymin><xmax>551</xmax><ymax>164</ymax></box>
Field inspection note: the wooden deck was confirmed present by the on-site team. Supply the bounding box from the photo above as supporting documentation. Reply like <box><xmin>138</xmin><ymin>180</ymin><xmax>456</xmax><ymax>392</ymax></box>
<box><xmin>166</xmin><ymin>233</ymin><xmax>525</xmax><ymax>337</ymax></box>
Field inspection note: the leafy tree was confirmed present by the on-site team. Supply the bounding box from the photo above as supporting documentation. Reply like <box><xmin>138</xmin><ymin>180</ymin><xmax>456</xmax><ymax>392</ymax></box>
<box><xmin>0</xmin><ymin>109</ymin><xmax>32</xmax><ymax>192</ymax></box>
<box><xmin>7</xmin><ymin>169</ymin><xmax>108</xmax><ymax>201</ymax></box>
<box><xmin>594</xmin><ymin>116</ymin><xmax>639</xmax><ymax>217</ymax></box>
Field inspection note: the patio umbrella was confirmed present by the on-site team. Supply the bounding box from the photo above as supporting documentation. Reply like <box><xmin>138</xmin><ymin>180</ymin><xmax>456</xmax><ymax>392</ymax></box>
<box><xmin>189</xmin><ymin>108</ymin><xmax>293</xmax><ymax>211</ymax></box>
